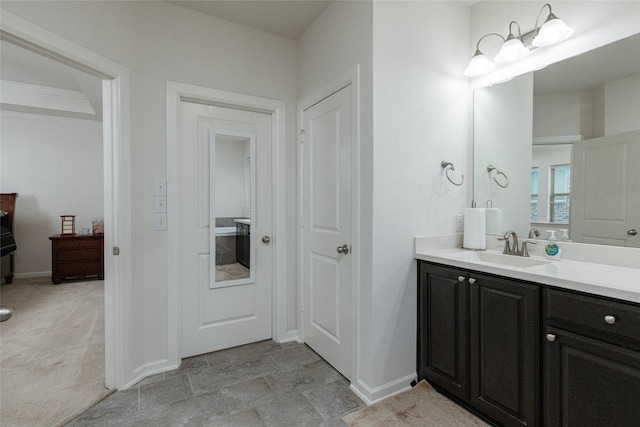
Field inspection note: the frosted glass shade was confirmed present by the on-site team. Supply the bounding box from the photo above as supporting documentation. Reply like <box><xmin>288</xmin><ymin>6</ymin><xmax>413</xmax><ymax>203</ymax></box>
<box><xmin>533</xmin><ymin>16</ymin><xmax>573</xmax><ymax>47</ymax></box>
<box><xmin>495</xmin><ymin>38</ymin><xmax>530</xmax><ymax>63</ymax></box>
<box><xmin>464</xmin><ymin>51</ymin><xmax>495</xmax><ymax>77</ymax></box>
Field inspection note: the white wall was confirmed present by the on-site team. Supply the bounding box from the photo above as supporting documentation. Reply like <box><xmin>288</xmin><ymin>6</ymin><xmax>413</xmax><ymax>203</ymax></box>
<box><xmin>605</xmin><ymin>73</ymin><xmax>640</xmax><ymax>135</ymax></box>
<box><xmin>1</xmin><ymin>0</ymin><xmax>297</xmax><ymax>383</ymax></box>
<box><xmin>215</xmin><ymin>138</ymin><xmax>247</xmax><ymax>218</ymax></box>
<box><xmin>0</xmin><ymin>111</ymin><xmax>103</xmax><ymax>276</ymax></box>
<box><xmin>369</xmin><ymin>1</ymin><xmax>470</xmax><ymax>397</ymax></box>
<box><xmin>533</xmin><ymin>92</ymin><xmax>594</xmax><ymax>139</ymax></box>
<box><xmin>474</xmin><ymin>73</ymin><xmax>533</xmax><ymax>236</ymax></box>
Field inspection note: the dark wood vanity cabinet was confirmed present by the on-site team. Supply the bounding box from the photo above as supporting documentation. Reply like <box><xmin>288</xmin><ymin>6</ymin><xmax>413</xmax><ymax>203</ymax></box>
<box><xmin>417</xmin><ymin>262</ymin><xmax>469</xmax><ymax>400</ymax></box>
<box><xmin>418</xmin><ymin>259</ymin><xmax>640</xmax><ymax>427</ymax></box>
<box><xmin>418</xmin><ymin>261</ymin><xmax>539</xmax><ymax>427</ymax></box>
<box><xmin>543</xmin><ymin>289</ymin><xmax>640</xmax><ymax>427</ymax></box>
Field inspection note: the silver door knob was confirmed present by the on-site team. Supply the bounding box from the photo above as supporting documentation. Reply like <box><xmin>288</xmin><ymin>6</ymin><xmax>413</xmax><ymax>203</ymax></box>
<box><xmin>337</xmin><ymin>244</ymin><xmax>350</xmax><ymax>254</ymax></box>
<box><xmin>604</xmin><ymin>315</ymin><xmax>616</xmax><ymax>324</ymax></box>
<box><xmin>468</xmin><ymin>278</ymin><xmax>476</xmax><ymax>285</ymax></box>
<box><xmin>628</xmin><ymin>229</ymin><xmax>638</xmax><ymax>236</ymax></box>
<box><xmin>262</xmin><ymin>235</ymin><xmax>271</xmax><ymax>244</ymax></box>
<box><xmin>546</xmin><ymin>333</ymin><xmax>556</xmax><ymax>342</ymax></box>
<box><xmin>458</xmin><ymin>276</ymin><xmax>465</xmax><ymax>282</ymax></box>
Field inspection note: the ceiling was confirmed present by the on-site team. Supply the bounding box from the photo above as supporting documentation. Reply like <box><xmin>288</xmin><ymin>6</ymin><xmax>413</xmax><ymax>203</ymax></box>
<box><xmin>168</xmin><ymin>0</ymin><xmax>332</xmax><ymax>39</ymax></box>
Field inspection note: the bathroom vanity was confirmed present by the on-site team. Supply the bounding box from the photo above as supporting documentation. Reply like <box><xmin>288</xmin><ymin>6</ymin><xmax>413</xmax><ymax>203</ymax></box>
<box><xmin>415</xmin><ymin>240</ymin><xmax>640</xmax><ymax>427</ymax></box>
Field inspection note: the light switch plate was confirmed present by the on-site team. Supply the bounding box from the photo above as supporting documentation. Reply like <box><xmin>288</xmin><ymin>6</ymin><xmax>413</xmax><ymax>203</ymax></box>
<box><xmin>154</xmin><ymin>195</ymin><xmax>167</xmax><ymax>213</ymax></box>
<box><xmin>456</xmin><ymin>213</ymin><xmax>464</xmax><ymax>232</ymax></box>
<box><xmin>154</xmin><ymin>178</ymin><xmax>167</xmax><ymax>196</ymax></box>
<box><xmin>154</xmin><ymin>213</ymin><xmax>167</xmax><ymax>231</ymax></box>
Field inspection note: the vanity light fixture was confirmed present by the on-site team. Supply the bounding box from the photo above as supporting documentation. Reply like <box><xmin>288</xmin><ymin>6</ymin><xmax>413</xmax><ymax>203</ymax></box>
<box><xmin>465</xmin><ymin>3</ymin><xmax>572</xmax><ymax>77</ymax></box>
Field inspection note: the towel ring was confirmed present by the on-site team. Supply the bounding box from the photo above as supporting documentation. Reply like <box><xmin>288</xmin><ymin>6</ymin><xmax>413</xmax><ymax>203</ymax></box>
<box><xmin>487</xmin><ymin>165</ymin><xmax>509</xmax><ymax>188</ymax></box>
<box><xmin>441</xmin><ymin>161</ymin><xmax>464</xmax><ymax>186</ymax></box>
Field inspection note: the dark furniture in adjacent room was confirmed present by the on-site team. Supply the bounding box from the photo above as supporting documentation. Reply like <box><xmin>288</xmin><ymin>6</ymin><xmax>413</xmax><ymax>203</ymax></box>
<box><xmin>49</xmin><ymin>234</ymin><xmax>104</xmax><ymax>284</ymax></box>
<box><xmin>1</xmin><ymin>193</ymin><xmax>18</xmax><ymax>284</ymax></box>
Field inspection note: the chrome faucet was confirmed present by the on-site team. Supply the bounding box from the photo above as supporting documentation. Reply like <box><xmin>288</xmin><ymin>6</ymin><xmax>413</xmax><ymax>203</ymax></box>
<box><xmin>499</xmin><ymin>230</ymin><xmax>537</xmax><ymax>257</ymax></box>
<box><xmin>528</xmin><ymin>228</ymin><xmax>541</xmax><ymax>238</ymax></box>
<box><xmin>499</xmin><ymin>230</ymin><xmax>519</xmax><ymax>255</ymax></box>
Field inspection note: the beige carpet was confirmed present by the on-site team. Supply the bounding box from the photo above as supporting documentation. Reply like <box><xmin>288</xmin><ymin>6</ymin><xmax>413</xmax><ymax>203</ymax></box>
<box><xmin>343</xmin><ymin>380</ymin><xmax>490</xmax><ymax>426</ymax></box>
<box><xmin>0</xmin><ymin>277</ymin><xmax>112</xmax><ymax>427</ymax></box>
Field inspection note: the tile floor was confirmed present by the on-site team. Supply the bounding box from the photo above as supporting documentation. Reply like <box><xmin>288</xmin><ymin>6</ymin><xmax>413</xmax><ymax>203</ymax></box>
<box><xmin>67</xmin><ymin>341</ymin><xmax>365</xmax><ymax>426</ymax></box>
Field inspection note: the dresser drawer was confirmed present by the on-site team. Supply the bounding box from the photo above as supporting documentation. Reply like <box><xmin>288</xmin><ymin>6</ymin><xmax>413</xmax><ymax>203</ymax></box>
<box><xmin>545</xmin><ymin>289</ymin><xmax>640</xmax><ymax>343</ymax></box>
<box><xmin>54</xmin><ymin>238</ymin><xmax>101</xmax><ymax>249</ymax></box>
<box><xmin>57</xmin><ymin>247</ymin><xmax>101</xmax><ymax>262</ymax></box>
<box><xmin>57</xmin><ymin>261</ymin><xmax>102</xmax><ymax>277</ymax></box>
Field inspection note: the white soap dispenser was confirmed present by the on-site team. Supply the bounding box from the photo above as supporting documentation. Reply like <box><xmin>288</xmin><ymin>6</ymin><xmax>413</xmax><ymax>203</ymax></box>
<box><xmin>560</xmin><ymin>229</ymin><xmax>570</xmax><ymax>241</ymax></box>
<box><xmin>544</xmin><ymin>230</ymin><xmax>561</xmax><ymax>259</ymax></box>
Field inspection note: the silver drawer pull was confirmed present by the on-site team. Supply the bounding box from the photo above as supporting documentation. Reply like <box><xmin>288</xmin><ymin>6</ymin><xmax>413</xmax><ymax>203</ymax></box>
<box><xmin>458</xmin><ymin>276</ymin><xmax>465</xmax><ymax>282</ymax></box>
<box><xmin>604</xmin><ymin>315</ymin><xmax>616</xmax><ymax>325</ymax></box>
<box><xmin>546</xmin><ymin>333</ymin><xmax>556</xmax><ymax>342</ymax></box>
<box><xmin>468</xmin><ymin>278</ymin><xmax>476</xmax><ymax>285</ymax></box>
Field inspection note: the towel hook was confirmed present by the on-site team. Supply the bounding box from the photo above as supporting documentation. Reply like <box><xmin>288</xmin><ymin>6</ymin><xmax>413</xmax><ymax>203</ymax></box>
<box><xmin>441</xmin><ymin>161</ymin><xmax>464</xmax><ymax>186</ymax></box>
<box><xmin>487</xmin><ymin>165</ymin><xmax>509</xmax><ymax>188</ymax></box>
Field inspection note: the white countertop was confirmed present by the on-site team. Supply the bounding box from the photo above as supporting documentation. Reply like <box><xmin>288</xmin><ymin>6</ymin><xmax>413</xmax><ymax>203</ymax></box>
<box><xmin>415</xmin><ymin>236</ymin><xmax>640</xmax><ymax>304</ymax></box>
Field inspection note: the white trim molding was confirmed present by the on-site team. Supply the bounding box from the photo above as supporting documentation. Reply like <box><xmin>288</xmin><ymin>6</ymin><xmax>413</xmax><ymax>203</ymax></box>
<box><xmin>0</xmin><ymin>80</ymin><xmax>95</xmax><ymax>114</ymax></box>
<box><xmin>165</xmin><ymin>81</ymin><xmax>288</xmax><ymax>370</ymax></box>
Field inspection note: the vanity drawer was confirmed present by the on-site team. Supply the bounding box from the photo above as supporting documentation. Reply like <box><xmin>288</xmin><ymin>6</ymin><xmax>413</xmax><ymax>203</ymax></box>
<box><xmin>545</xmin><ymin>289</ymin><xmax>640</xmax><ymax>343</ymax></box>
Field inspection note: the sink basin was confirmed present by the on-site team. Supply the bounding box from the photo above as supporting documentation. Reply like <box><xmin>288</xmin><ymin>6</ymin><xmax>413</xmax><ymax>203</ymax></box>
<box><xmin>447</xmin><ymin>250</ymin><xmax>552</xmax><ymax>268</ymax></box>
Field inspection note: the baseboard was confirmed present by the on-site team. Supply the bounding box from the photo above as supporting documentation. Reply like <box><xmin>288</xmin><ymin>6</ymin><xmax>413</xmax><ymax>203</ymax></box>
<box><xmin>350</xmin><ymin>373</ymin><xmax>417</xmax><ymax>405</ymax></box>
<box><xmin>14</xmin><ymin>271</ymin><xmax>51</xmax><ymax>279</ymax></box>
<box><xmin>275</xmin><ymin>329</ymin><xmax>300</xmax><ymax>344</ymax></box>
<box><xmin>125</xmin><ymin>359</ymin><xmax>179</xmax><ymax>390</ymax></box>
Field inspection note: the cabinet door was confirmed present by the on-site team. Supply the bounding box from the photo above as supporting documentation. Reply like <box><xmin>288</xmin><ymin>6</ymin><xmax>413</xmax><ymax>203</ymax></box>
<box><xmin>418</xmin><ymin>262</ymin><xmax>469</xmax><ymax>400</ymax></box>
<box><xmin>544</xmin><ymin>327</ymin><xmax>640</xmax><ymax>427</ymax></box>
<box><xmin>470</xmin><ymin>273</ymin><xmax>539</xmax><ymax>426</ymax></box>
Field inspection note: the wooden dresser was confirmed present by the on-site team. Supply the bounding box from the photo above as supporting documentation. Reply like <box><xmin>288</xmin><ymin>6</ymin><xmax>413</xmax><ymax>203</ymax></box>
<box><xmin>49</xmin><ymin>234</ymin><xmax>104</xmax><ymax>284</ymax></box>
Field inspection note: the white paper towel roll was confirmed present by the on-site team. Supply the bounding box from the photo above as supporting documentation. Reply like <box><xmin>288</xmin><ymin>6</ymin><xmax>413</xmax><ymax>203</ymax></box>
<box><xmin>463</xmin><ymin>208</ymin><xmax>486</xmax><ymax>250</ymax></box>
<box><xmin>485</xmin><ymin>208</ymin><xmax>503</xmax><ymax>235</ymax></box>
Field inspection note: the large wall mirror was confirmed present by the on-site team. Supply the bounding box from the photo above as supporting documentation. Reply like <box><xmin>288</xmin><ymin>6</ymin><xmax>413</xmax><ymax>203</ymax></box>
<box><xmin>473</xmin><ymin>33</ymin><xmax>640</xmax><ymax>248</ymax></box>
<box><xmin>210</xmin><ymin>129</ymin><xmax>255</xmax><ymax>288</ymax></box>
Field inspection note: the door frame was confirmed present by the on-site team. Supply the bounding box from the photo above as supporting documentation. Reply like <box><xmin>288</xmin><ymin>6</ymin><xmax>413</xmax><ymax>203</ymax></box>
<box><xmin>297</xmin><ymin>65</ymin><xmax>360</xmax><ymax>383</ymax></box>
<box><xmin>0</xmin><ymin>10</ymin><xmax>132</xmax><ymax>389</ymax></box>
<box><xmin>166</xmin><ymin>82</ymin><xmax>288</xmax><ymax>366</ymax></box>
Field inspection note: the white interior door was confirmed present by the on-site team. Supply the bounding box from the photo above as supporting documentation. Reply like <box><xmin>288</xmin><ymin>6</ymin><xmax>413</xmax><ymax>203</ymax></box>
<box><xmin>571</xmin><ymin>130</ymin><xmax>640</xmax><ymax>247</ymax></box>
<box><xmin>180</xmin><ymin>101</ymin><xmax>273</xmax><ymax>358</ymax></box>
<box><xmin>302</xmin><ymin>85</ymin><xmax>353</xmax><ymax>379</ymax></box>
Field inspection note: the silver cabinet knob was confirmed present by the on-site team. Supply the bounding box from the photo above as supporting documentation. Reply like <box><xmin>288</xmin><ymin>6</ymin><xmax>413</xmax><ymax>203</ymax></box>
<box><xmin>468</xmin><ymin>278</ymin><xmax>476</xmax><ymax>285</ymax></box>
<box><xmin>604</xmin><ymin>315</ymin><xmax>616</xmax><ymax>324</ymax></box>
<box><xmin>628</xmin><ymin>229</ymin><xmax>638</xmax><ymax>236</ymax></box>
<box><xmin>546</xmin><ymin>334</ymin><xmax>556</xmax><ymax>342</ymax></box>
<box><xmin>336</xmin><ymin>244</ymin><xmax>350</xmax><ymax>254</ymax></box>
<box><xmin>262</xmin><ymin>235</ymin><xmax>271</xmax><ymax>244</ymax></box>
<box><xmin>458</xmin><ymin>276</ymin><xmax>465</xmax><ymax>283</ymax></box>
